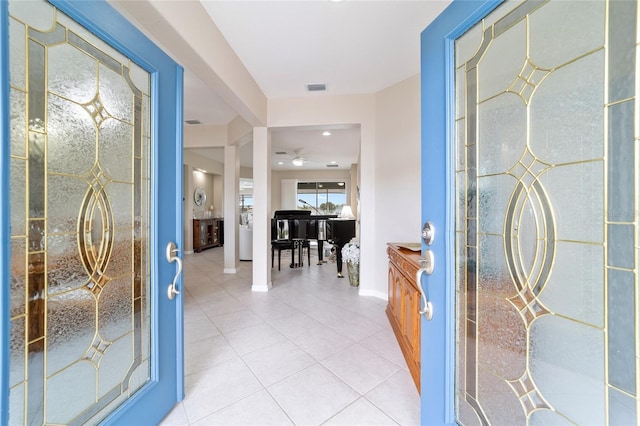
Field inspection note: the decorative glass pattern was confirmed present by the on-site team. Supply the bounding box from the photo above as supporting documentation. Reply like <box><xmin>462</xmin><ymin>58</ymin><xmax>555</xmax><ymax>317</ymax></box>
<box><xmin>8</xmin><ymin>1</ymin><xmax>151</xmax><ymax>424</ymax></box>
<box><xmin>455</xmin><ymin>0</ymin><xmax>637</xmax><ymax>424</ymax></box>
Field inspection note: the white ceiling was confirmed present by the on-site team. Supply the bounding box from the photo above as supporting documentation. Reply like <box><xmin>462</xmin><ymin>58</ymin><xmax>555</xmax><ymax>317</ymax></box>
<box><xmin>200</xmin><ymin>0</ymin><xmax>450</xmax><ymax>99</ymax></box>
<box><xmin>111</xmin><ymin>0</ymin><xmax>451</xmax><ymax>170</ymax></box>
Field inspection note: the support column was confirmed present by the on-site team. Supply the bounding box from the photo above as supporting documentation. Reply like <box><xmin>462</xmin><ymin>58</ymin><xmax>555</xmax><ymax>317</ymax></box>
<box><xmin>252</xmin><ymin>127</ymin><xmax>272</xmax><ymax>291</ymax></box>
<box><xmin>183</xmin><ymin>164</ymin><xmax>194</xmax><ymax>254</ymax></box>
<box><xmin>223</xmin><ymin>145</ymin><xmax>240</xmax><ymax>273</ymax></box>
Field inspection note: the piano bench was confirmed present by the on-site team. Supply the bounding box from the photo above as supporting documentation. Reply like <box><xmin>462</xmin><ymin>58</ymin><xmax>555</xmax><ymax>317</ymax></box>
<box><xmin>271</xmin><ymin>240</ymin><xmax>293</xmax><ymax>270</ymax></box>
<box><xmin>271</xmin><ymin>239</ymin><xmax>311</xmax><ymax>270</ymax></box>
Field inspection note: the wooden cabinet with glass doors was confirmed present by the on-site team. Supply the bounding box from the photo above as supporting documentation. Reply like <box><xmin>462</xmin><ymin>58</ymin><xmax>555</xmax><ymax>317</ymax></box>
<box><xmin>193</xmin><ymin>218</ymin><xmax>224</xmax><ymax>252</ymax></box>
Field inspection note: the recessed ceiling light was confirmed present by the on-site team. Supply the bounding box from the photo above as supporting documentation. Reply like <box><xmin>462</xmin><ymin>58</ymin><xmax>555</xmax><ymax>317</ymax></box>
<box><xmin>338</xmin><ymin>182</ymin><xmax>344</xmax><ymax>186</ymax></box>
<box><xmin>330</xmin><ymin>160</ymin><xmax>337</xmax><ymax>164</ymax></box>
<box><xmin>292</xmin><ymin>158</ymin><xmax>304</xmax><ymax>167</ymax></box>
<box><xmin>322</xmin><ymin>131</ymin><xmax>331</xmax><ymax>136</ymax></box>
<box><xmin>278</xmin><ymin>161</ymin><xmax>284</xmax><ymax>165</ymax></box>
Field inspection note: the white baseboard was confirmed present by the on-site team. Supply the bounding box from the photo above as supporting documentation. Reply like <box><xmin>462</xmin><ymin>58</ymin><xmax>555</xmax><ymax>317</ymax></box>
<box><xmin>223</xmin><ymin>268</ymin><xmax>238</xmax><ymax>274</ymax></box>
<box><xmin>184</xmin><ymin>250</ymin><xmax>194</xmax><ymax>255</ymax></box>
<box><xmin>251</xmin><ymin>282</ymin><xmax>272</xmax><ymax>292</ymax></box>
<box><xmin>357</xmin><ymin>288</ymin><xmax>388</xmax><ymax>302</ymax></box>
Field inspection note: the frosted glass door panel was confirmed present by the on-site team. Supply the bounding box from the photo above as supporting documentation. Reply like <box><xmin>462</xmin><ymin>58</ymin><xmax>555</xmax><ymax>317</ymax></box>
<box><xmin>8</xmin><ymin>1</ymin><xmax>151</xmax><ymax>424</ymax></box>
<box><xmin>454</xmin><ymin>1</ymin><xmax>638</xmax><ymax>425</ymax></box>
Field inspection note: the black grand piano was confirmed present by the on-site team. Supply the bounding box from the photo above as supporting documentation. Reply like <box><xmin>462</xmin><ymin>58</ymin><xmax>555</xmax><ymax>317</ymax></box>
<box><xmin>271</xmin><ymin>210</ymin><xmax>356</xmax><ymax>277</ymax></box>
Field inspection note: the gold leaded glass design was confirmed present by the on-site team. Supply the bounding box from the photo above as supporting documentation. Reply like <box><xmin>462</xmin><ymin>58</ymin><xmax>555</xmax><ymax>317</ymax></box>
<box><xmin>8</xmin><ymin>1</ymin><xmax>151</xmax><ymax>424</ymax></box>
<box><xmin>455</xmin><ymin>0</ymin><xmax>638</xmax><ymax>424</ymax></box>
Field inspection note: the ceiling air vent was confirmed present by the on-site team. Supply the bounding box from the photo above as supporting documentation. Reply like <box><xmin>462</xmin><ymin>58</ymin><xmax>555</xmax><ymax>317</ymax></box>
<box><xmin>275</xmin><ymin>151</ymin><xmax>288</xmax><ymax>155</ymax></box>
<box><xmin>326</xmin><ymin>164</ymin><xmax>339</xmax><ymax>168</ymax></box>
<box><xmin>306</xmin><ymin>83</ymin><xmax>326</xmax><ymax>92</ymax></box>
<box><xmin>185</xmin><ymin>119</ymin><xmax>201</xmax><ymax>125</ymax></box>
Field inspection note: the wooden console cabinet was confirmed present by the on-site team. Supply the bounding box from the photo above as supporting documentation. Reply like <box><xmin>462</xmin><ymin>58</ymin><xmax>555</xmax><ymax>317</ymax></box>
<box><xmin>386</xmin><ymin>243</ymin><xmax>421</xmax><ymax>392</ymax></box>
<box><xmin>193</xmin><ymin>218</ymin><xmax>223</xmax><ymax>252</ymax></box>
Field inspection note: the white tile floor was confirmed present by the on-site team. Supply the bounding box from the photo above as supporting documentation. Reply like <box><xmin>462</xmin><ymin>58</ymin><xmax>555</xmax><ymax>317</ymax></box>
<box><xmin>160</xmin><ymin>247</ymin><xmax>420</xmax><ymax>426</ymax></box>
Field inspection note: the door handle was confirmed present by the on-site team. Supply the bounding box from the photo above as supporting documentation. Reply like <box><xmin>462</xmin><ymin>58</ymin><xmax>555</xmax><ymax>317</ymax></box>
<box><xmin>416</xmin><ymin>268</ymin><xmax>433</xmax><ymax>320</ymax></box>
<box><xmin>166</xmin><ymin>241</ymin><xmax>182</xmax><ymax>300</ymax></box>
<box><xmin>416</xmin><ymin>250</ymin><xmax>435</xmax><ymax>320</ymax></box>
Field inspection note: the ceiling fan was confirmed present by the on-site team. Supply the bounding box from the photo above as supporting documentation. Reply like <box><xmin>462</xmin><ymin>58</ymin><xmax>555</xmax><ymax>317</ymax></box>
<box><xmin>273</xmin><ymin>147</ymin><xmax>337</xmax><ymax>169</ymax></box>
<box><xmin>291</xmin><ymin>150</ymin><xmax>306</xmax><ymax>167</ymax></box>
<box><xmin>274</xmin><ymin>148</ymin><xmax>312</xmax><ymax>167</ymax></box>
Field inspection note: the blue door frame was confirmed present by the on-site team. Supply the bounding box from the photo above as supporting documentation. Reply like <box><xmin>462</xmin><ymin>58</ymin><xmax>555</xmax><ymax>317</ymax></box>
<box><xmin>419</xmin><ymin>1</ymin><xmax>502</xmax><ymax>424</ymax></box>
<box><xmin>0</xmin><ymin>1</ymin><xmax>10</xmax><ymax>419</ymax></box>
<box><xmin>0</xmin><ymin>0</ymin><xmax>184</xmax><ymax>423</ymax></box>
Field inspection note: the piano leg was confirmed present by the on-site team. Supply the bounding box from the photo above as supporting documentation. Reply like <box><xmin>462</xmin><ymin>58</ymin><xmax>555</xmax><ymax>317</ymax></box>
<box><xmin>317</xmin><ymin>240</ymin><xmax>324</xmax><ymax>265</ymax></box>
<box><xmin>298</xmin><ymin>240</ymin><xmax>304</xmax><ymax>267</ymax></box>
<box><xmin>289</xmin><ymin>240</ymin><xmax>297</xmax><ymax>268</ymax></box>
<box><xmin>335</xmin><ymin>242</ymin><xmax>346</xmax><ymax>278</ymax></box>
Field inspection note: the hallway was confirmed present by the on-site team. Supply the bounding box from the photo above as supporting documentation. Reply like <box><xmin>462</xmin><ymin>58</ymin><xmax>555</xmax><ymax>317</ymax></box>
<box><xmin>160</xmin><ymin>246</ymin><xmax>420</xmax><ymax>425</ymax></box>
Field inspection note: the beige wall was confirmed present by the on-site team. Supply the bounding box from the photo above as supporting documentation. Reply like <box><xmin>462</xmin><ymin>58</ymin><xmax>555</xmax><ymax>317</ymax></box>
<box><xmin>184</xmin><ymin>125</ymin><xmax>227</xmax><ymax>148</ymax></box>
<box><xmin>184</xmin><ymin>117</ymin><xmax>252</xmax><ymax>149</ymax></box>
<box><xmin>212</xmin><ymin>174</ymin><xmax>223</xmax><ymax>216</ymax></box>
<box><xmin>372</xmin><ymin>74</ymin><xmax>421</xmax><ymax>296</ymax></box>
<box><xmin>240</xmin><ymin>166</ymin><xmax>253</xmax><ymax>179</ymax></box>
<box><xmin>192</xmin><ymin>170</ymin><xmax>215</xmax><ymax>218</ymax></box>
<box><xmin>183</xmin><ymin>150</ymin><xmax>250</xmax><ymax>221</ymax></box>
<box><xmin>183</xmin><ymin>150</ymin><xmax>224</xmax><ymax>252</ymax></box>
<box><xmin>183</xmin><ymin>149</ymin><xmax>224</xmax><ymax>175</ymax></box>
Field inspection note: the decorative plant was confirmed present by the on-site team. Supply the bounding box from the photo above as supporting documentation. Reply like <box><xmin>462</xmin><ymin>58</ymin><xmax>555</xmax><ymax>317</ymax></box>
<box><xmin>341</xmin><ymin>239</ymin><xmax>360</xmax><ymax>265</ymax></box>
